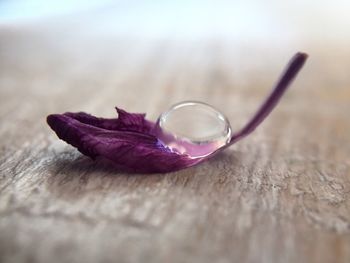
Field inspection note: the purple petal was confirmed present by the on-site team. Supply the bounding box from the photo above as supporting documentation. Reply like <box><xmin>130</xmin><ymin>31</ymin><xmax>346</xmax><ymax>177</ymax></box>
<box><xmin>47</xmin><ymin>52</ymin><xmax>308</xmax><ymax>173</ymax></box>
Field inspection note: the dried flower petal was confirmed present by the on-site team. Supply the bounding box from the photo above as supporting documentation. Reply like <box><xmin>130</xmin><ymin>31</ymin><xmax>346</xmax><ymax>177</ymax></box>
<box><xmin>47</xmin><ymin>52</ymin><xmax>308</xmax><ymax>173</ymax></box>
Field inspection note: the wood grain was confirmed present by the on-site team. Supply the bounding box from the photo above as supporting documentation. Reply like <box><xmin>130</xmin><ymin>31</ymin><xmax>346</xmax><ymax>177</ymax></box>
<box><xmin>0</xmin><ymin>16</ymin><xmax>350</xmax><ymax>263</ymax></box>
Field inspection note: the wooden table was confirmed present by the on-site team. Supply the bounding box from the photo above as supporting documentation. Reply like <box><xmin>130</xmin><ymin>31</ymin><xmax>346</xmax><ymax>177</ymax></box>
<box><xmin>0</xmin><ymin>3</ymin><xmax>350</xmax><ymax>262</ymax></box>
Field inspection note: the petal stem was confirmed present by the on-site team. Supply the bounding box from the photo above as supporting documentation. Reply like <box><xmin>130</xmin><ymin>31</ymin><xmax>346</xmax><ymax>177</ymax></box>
<box><xmin>229</xmin><ymin>52</ymin><xmax>308</xmax><ymax>144</ymax></box>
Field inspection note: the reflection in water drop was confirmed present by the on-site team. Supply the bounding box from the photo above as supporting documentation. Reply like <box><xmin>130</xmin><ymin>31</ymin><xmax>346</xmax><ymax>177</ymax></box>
<box><xmin>155</xmin><ymin>101</ymin><xmax>232</xmax><ymax>158</ymax></box>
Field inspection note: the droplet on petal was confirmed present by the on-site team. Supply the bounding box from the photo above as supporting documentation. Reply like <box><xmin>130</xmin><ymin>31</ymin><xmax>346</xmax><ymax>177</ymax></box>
<box><xmin>155</xmin><ymin>101</ymin><xmax>232</xmax><ymax>158</ymax></box>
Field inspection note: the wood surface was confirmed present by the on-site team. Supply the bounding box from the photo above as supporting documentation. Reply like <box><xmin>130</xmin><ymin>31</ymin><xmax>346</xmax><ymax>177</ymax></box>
<box><xmin>0</xmin><ymin>9</ymin><xmax>350</xmax><ymax>263</ymax></box>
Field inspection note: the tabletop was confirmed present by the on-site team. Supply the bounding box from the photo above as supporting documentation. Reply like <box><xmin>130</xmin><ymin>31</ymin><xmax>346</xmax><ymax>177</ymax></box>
<box><xmin>0</xmin><ymin>2</ymin><xmax>350</xmax><ymax>263</ymax></box>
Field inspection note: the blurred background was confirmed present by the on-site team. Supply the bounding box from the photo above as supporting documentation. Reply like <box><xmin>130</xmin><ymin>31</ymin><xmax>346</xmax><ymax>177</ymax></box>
<box><xmin>0</xmin><ymin>0</ymin><xmax>349</xmax><ymax>114</ymax></box>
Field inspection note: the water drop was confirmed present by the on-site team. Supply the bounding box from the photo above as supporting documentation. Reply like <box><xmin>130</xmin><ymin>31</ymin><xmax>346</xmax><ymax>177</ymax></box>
<box><xmin>155</xmin><ymin>101</ymin><xmax>232</xmax><ymax>158</ymax></box>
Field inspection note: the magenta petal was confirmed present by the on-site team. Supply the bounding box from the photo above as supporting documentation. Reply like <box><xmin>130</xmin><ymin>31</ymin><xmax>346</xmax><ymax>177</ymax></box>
<box><xmin>47</xmin><ymin>52</ymin><xmax>308</xmax><ymax>174</ymax></box>
<box><xmin>47</xmin><ymin>109</ymin><xmax>200</xmax><ymax>173</ymax></box>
